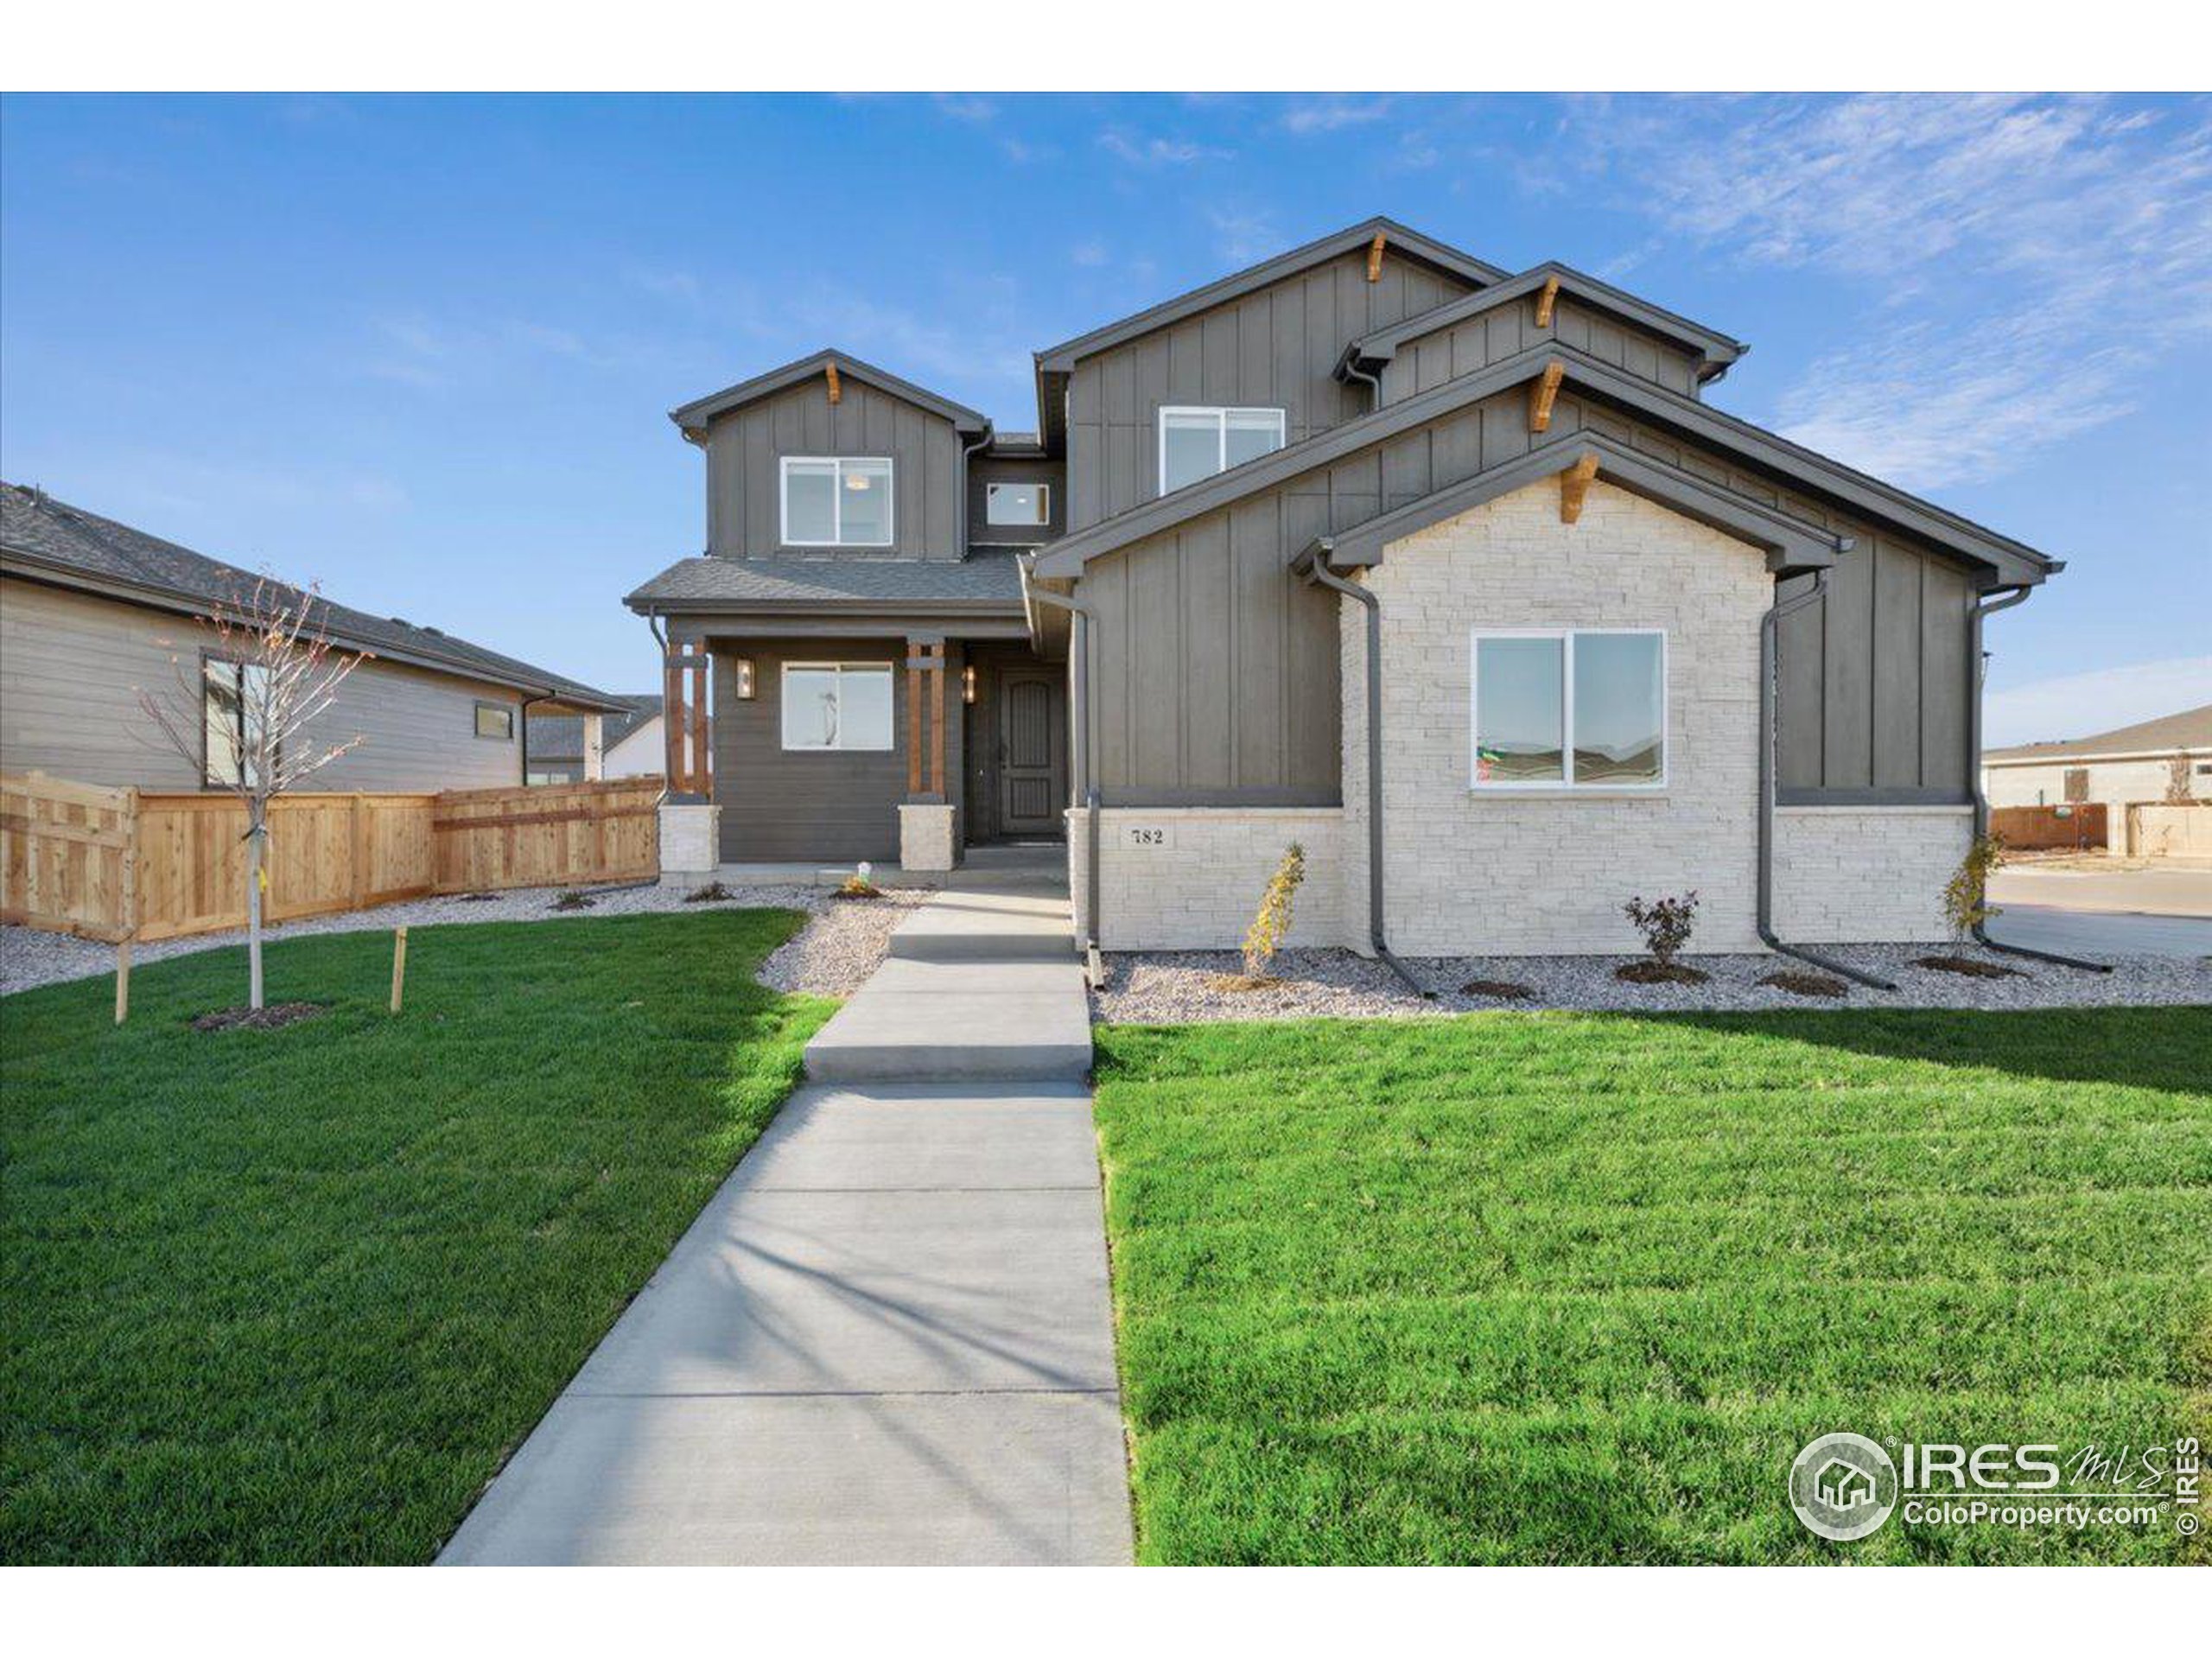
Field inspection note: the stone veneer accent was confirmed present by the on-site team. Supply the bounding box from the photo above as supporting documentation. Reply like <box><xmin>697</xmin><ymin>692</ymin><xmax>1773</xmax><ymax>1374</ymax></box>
<box><xmin>658</xmin><ymin>803</ymin><xmax>722</xmax><ymax>874</ymax></box>
<box><xmin>1341</xmin><ymin>477</ymin><xmax>1770</xmax><ymax>955</ymax></box>
<box><xmin>1772</xmin><ymin>805</ymin><xmax>1972</xmax><ymax>942</ymax></box>
<box><xmin>1066</xmin><ymin>806</ymin><xmax>1343</xmax><ymax>951</ymax></box>
<box><xmin>897</xmin><ymin>803</ymin><xmax>957</xmax><ymax>873</ymax></box>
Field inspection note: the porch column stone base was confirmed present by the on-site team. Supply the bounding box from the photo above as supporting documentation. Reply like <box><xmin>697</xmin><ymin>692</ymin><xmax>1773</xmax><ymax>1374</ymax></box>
<box><xmin>659</xmin><ymin>803</ymin><xmax>721</xmax><ymax>874</ymax></box>
<box><xmin>898</xmin><ymin>803</ymin><xmax>957</xmax><ymax>873</ymax></box>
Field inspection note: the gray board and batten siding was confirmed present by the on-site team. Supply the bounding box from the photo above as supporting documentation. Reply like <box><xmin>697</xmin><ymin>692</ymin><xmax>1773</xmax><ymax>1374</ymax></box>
<box><xmin>967</xmin><ymin>453</ymin><xmax>1068</xmax><ymax>552</ymax></box>
<box><xmin>702</xmin><ymin>377</ymin><xmax>964</xmax><ymax>560</ymax></box>
<box><xmin>710</xmin><ymin>636</ymin><xmax>967</xmax><ymax>864</ymax></box>
<box><xmin>1064</xmin><ymin>369</ymin><xmax>1980</xmax><ymax>808</ymax></box>
<box><xmin>1378</xmin><ymin>289</ymin><xmax>1707</xmax><ymax>403</ymax></box>
<box><xmin>1062</xmin><ymin>246</ymin><xmax>1478</xmax><ymax>531</ymax></box>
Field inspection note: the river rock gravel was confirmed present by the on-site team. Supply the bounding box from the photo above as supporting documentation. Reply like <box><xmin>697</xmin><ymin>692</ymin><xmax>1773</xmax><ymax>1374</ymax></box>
<box><xmin>1</xmin><ymin>880</ymin><xmax>932</xmax><ymax>1000</ymax></box>
<box><xmin>1090</xmin><ymin>942</ymin><xmax>2212</xmax><ymax>1023</ymax></box>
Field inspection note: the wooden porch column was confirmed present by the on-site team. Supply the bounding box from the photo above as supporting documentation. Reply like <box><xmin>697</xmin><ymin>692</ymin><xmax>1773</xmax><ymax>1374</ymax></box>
<box><xmin>905</xmin><ymin>636</ymin><xmax>947</xmax><ymax>800</ymax></box>
<box><xmin>663</xmin><ymin>646</ymin><xmax>712</xmax><ymax>798</ymax></box>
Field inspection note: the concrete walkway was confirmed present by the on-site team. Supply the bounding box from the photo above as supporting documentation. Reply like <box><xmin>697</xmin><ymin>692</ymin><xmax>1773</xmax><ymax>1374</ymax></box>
<box><xmin>442</xmin><ymin>870</ymin><xmax>1128</xmax><ymax>1566</ymax></box>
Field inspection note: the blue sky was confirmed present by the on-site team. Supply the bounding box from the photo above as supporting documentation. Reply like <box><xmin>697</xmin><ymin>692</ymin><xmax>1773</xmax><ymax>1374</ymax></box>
<box><xmin>3</xmin><ymin>92</ymin><xmax>2206</xmax><ymax>742</ymax></box>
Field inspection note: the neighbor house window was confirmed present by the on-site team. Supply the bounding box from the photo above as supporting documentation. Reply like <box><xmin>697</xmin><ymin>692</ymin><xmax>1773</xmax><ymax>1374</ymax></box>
<box><xmin>474</xmin><ymin>702</ymin><xmax>514</xmax><ymax>740</ymax></box>
<box><xmin>2063</xmin><ymin>767</ymin><xmax>2089</xmax><ymax>803</ymax></box>
<box><xmin>985</xmin><ymin>480</ymin><xmax>1051</xmax><ymax>526</ymax></box>
<box><xmin>781</xmin><ymin>663</ymin><xmax>895</xmax><ymax>752</ymax></box>
<box><xmin>1471</xmin><ymin>630</ymin><xmax>1666</xmax><ymax>789</ymax></box>
<box><xmin>202</xmin><ymin>658</ymin><xmax>274</xmax><ymax>789</ymax></box>
<box><xmin>1158</xmin><ymin>407</ymin><xmax>1287</xmax><ymax>493</ymax></box>
<box><xmin>781</xmin><ymin>457</ymin><xmax>893</xmax><ymax>547</ymax></box>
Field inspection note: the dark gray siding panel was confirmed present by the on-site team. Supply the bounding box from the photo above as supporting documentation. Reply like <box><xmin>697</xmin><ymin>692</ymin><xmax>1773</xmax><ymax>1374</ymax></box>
<box><xmin>712</xmin><ymin>636</ymin><xmax>967</xmax><ymax>862</ymax></box>
<box><xmin>1065</xmin><ymin>249</ymin><xmax>1478</xmax><ymax>530</ymax></box>
<box><xmin>705</xmin><ymin>379</ymin><xmax>961</xmax><ymax>559</ymax></box>
<box><xmin>967</xmin><ymin>454</ymin><xmax>1066</xmax><ymax>552</ymax></box>
<box><xmin>1381</xmin><ymin>293</ymin><xmax>1703</xmax><ymax>405</ymax></box>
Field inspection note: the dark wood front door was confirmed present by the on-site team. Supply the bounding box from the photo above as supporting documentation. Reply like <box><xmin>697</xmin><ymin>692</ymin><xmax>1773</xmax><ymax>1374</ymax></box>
<box><xmin>996</xmin><ymin>666</ymin><xmax>1066</xmax><ymax>837</ymax></box>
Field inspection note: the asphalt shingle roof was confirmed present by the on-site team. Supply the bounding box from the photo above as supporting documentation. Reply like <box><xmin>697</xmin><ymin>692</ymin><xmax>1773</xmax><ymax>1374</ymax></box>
<box><xmin>1985</xmin><ymin>703</ymin><xmax>2212</xmax><ymax>762</ymax></box>
<box><xmin>2</xmin><ymin>482</ymin><xmax>626</xmax><ymax>712</ymax></box>
<box><xmin>626</xmin><ymin>551</ymin><xmax>1026</xmax><ymax>608</ymax></box>
<box><xmin>527</xmin><ymin>695</ymin><xmax>659</xmax><ymax>763</ymax></box>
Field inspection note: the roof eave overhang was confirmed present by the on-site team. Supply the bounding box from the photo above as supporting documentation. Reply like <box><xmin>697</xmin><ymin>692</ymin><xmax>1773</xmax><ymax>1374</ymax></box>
<box><xmin>1340</xmin><ymin>262</ymin><xmax>1749</xmax><ymax>385</ymax></box>
<box><xmin>669</xmin><ymin>347</ymin><xmax>991</xmax><ymax>435</ymax></box>
<box><xmin>3</xmin><ymin>550</ymin><xmax>626</xmax><ymax>711</ymax></box>
<box><xmin>1033</xmin><ymin>217</ymin><xmax>1510</xmax><ymax>373</ymax></box>
<box><xmin>1032</xmin><ymin>340</ymin><xmax>2056</xmax><ymax>585</ymax></box>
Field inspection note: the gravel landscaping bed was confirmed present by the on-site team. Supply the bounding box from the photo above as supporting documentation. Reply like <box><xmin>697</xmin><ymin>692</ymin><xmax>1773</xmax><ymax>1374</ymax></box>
<box><xmin>1092</xmin><ymin>941</ymin><xmax>2212</xmax><ymax>1022</ymax></box>
<box><xmin>1</xmin><ymin>880</ymin><xmax>931</xmax><ymax>1000</ymax></box>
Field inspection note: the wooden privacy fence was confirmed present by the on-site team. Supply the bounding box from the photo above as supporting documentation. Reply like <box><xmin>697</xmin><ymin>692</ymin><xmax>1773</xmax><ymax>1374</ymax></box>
<box><xmin>1991</xmin><ymin>803</ymin><xmax>2107</xmax><ymax>853</ymax></box>
<box><xmin>2125</xmin><ymin>802</ymin><xmax>2212</xmax><ymax>859</ymax></box>
<box><xmin>3</xmin><ymin>772</ymin><xmax>663</xmax><ymax>944</ymax></box>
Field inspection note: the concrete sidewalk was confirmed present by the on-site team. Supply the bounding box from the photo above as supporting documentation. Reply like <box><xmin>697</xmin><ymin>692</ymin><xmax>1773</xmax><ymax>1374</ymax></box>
<box><xmin>442</xmin><ymin>871</ymin><xmax>1128</xmax><ymax>1566</ymax></box>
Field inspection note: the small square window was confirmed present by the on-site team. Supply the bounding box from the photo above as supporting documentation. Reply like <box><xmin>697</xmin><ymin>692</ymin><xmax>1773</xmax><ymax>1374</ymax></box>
<box><xmin>986</xmin><ymin>481</ymin><xmax>1051</xmax><ymax>526</ymax></box>
<box><xmin>475</xmin><ymin>702</ymin><xmax>514</xmax><ymax>741</ymax></box>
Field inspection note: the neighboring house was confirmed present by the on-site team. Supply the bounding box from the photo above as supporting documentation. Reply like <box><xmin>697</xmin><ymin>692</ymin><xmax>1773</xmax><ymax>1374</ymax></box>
<box><xmin>523</xmin><ymin>696</ymin><xmax>661</xmax><ymax>784</ymax></box>
<box><xmin>599</xmin><ymin>695</ymin><xmax>665</xmax><ymax>779</ymax></box>
<box><xmin>1982</xmin><ymin>704</ymin><xmax>2212</xmax><ymax>817</ymax></box>
<box><xmin>3</xmin><ymin>482</ymin><xmax>627</xmax><ymax>793</ymax></box>
<box><xmin>627</xmin><ymin>217</ymin><xmax>2063</xmax><ymax>953</ymax></box>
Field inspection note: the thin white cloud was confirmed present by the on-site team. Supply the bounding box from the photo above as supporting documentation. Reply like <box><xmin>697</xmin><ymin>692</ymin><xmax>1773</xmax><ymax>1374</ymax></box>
<box><xmin>1567</xmin><ymin>94</ymin><xmax>2212</xmax><ymax>488</ymax></box>
<box><xmin>1096</xmin><ymin>129</ymin><xmax>1230</xmax><ymax>168</ymax></box>
<box><xmin>998</xmin><ymin>136</ymin><xmax>1060</xmax><ymax>166</ymax></box>
<box><xmin>1985</xmin><ymin>656</ymin><xmax>2212</xmax><ymax>749</ymax></box>
<box><xmin>933</xmin><ymin>94</ymin><xmax>997</xmax><ymax>124</ymax></box>
<box><xmin>1280</xmin><ymin>96</ymin><xmax>1392</xmax><ymax>135</ymax></box>
<box><xmin>1070</xmin><ymin>240</ymin><xmax>1109</xmax><ymax>268</ymax></box>
<box><xmin>1207</xmin><ymin>206</ymin><xmax>1281</xmax><ymax>264</ymax></box>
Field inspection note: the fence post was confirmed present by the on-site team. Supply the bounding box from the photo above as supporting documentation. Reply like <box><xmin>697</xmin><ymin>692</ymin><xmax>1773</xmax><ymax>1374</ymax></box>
<box><xmin>390</xmin><ymin>925</ymin><xmax>409</xmax><ymax>1014</ymax></box>
<box><xmin>114</xmin><ymin>938</ymin><xmax>131</xmax><ymax>1025</ymax></box>
<box><xmin>351</xmin><ymin>793</ymin><xmax>369</xmax><ymax>909</ymax></box>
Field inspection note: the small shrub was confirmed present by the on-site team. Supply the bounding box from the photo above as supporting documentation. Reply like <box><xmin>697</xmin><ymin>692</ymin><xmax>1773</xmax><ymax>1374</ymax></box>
<box><xmin>1942</xmin><ymin>832</ymin><xmax>2008</xmax><ymax>942</ymax></box>
<box><xmin>1759</xmin><ymin>969</ymin><xmax>1848</xmax><ymax>999</ymax></box>
<box><xmin>1242</xmin><ymin>842</ymin><xmax>1306</xmax><ymax>982</ymax></box>
<box><xmin>550</xmin><ymin>890</ymin><xmax>594</xmax><ymax>912</ymax></box>
<box><xmin>1459</xmin><ymin>978</ymin><xmax>1535</xmax><ymax>1001</ymax></box>
<box><xmin>1623</xmin><ymin>890</ymin><xmax>1700</xmax><ymax>967</ymax></box>
<box><xmin>683</xmin><ymin>880</ymin><xmax>733</xmax><ymax>904</ymax></box>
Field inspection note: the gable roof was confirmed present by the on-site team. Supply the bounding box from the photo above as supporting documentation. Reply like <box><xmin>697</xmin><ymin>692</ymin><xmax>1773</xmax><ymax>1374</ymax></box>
<box><xmin>1028</xmin><ymin>340</ymin><xmax>2056</xmax><ymax>587</ymax></box>
<box><xmin>1032</xmin><ymin>216</ymin><xmax>1510</xmax><ymax>373</ymax></box>
<box><xmin>1984</xmin><ymin>703</ymin><xmax>2212</xmax><ymax>763</ymax></box>
<box><xmin>1341</xmin><ymin>261</ymin><xmax>1748</xmax><ymax>385</ymax></box>
<box><xmin>526</xmin><ymin>694</ymin><xmax>662</xmax><ymax>763</ymax></box>
<box><xmin>670</xmin><ymin>347</ymin><xmax>991</xmax><ymax>436</ymax></box>
<box><xmin>1306</xmin><ymin>429</ymin><xmax>1847</xmax><ymax>576</ymax></box>
<box><xmin>1</xmin><ymin>482</ymin><xmax>627</xmax><ymax>713</ymax></box>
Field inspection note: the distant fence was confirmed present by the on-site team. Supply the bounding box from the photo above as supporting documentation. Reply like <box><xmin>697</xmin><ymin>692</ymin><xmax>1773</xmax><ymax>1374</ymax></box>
<box><xmin>1991</xmin><ymin>803</ymin><xmax>2107</xmax><ymax>853</ymax></box>
<box><xmin>2125</xmin><ymin>802</ymin><xmax>2212</xmax><ymax>859</ymax></box>
<box><xmin>2</xmin><ymin>772</ymin><xmax>663</xmax><ymax>944</ymax></box>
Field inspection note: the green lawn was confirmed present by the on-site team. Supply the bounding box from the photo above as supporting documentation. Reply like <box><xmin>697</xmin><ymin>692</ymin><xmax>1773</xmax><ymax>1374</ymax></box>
<box><xmin>1</xmin><ymin>909</ymin><xmax>833</xmax><ymax>1564</ymax></box>
<box><xmin>1094</xmin><ymin>1008</ymin><xmax>2212</xmax><ymax>1564</ymax></box>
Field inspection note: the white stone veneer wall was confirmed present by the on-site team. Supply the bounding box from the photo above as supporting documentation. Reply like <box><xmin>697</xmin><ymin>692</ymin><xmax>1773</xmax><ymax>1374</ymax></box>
<box><xmin>1067</xmin><ymin>806</ymin><xmax>1343</xmax><ymax>951</ymax></box>
<box><xmin>658</xmin><ymin>803</ymin><xmax>721</xmax><ymax>875</ymax></box>
<box><xmin>1344</xmin><ymin>477</ymin><xmax>1771</xmax><ymax>955</ymax></box>
<box><xmin>1772</xmin><ymin>806</ymin><xmax>1972</xmax><ymax>942</ymax></box>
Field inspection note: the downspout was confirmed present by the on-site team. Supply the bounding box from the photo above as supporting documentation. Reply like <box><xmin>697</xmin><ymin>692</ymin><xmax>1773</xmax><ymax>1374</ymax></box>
<box><xmin>518</xmin><ymin>690</ymin><xmax>551</xmax><ymax>786</ymax></box>
<box><xmin>957</xmin><ymin>423</ymin><xmax>995</xmax><ymax>555</ymax></box>
<box><xmin>1021</xmin><ymin>582</ymin><xmax>1103</xmax><ymax>986</ymax></box>
<box><xmin>1758</xmin><ymin>572</ymin><xmax>1897</xmax><ymax>988</ymax></box>
<box><xmin>1299</xmin><ymin>543</ymin><xmax>1433</xmax><ymax>999</ymax></box>
<box><xmin>1969</xmin><ymin>585</ymin><xmax>2108</xmax><ymax>971</ymax></box>
<box><xmin>1339</xmin><ymin>353</ymin><xmax>1383</xmax><ymax>415</ymax></box>
<box><xmin>641</xmin><ymin>607</ymin><xmax>672</xmax><ymax>807</ymax></box>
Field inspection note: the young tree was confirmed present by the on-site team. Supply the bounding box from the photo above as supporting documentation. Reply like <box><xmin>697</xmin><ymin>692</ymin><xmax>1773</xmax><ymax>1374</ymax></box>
<box><xmin>2166</xmin><ymin>750</ymin><xmax>2196</xmax><ymax>804</ymax></box>
<box><xmin>138</xmin><ymin>579</ymin><xmax>369</xmax><ymax>1008</ymax></box>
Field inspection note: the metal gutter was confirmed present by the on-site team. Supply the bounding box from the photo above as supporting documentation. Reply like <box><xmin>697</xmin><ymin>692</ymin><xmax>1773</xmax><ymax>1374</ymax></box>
<box><xmin>1968</xmin><ymin>586</ymin><xmax>2109</xmax><ymax>973</ymax></box>
<box><xmin>1757</xmin><ymin>573</ymin><xmax>1897</xmax><ymax>989</ymax></box>
<box><xmin>1294</xmin><ymin>541</ymin><xmax>1433</xmax><ymax>1000</ymax></box>
<box><xmin>1015</xmin><ymin>570</ymin><xmax>1103</xmax><ymax>986</ymax></box>
<box><xmin>956</xmin><ymin>423</ymin><xmax>995</xmax><ymax>558</ymax></box>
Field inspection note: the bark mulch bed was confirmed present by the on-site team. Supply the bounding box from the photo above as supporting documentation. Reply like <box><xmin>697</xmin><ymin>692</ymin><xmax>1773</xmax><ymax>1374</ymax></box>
<box><xmin>190</xmin><ymin>1001</ymin><xmax>328</xmax><ymax>1033</ymax></box>
<box><xmin>1915</xmin><ymin>954</ymin><xmax>2025</xmax><ymax>979</ymax></box>
<box><xmin>1459</xmin><ymin>978</ymin><xmax>1535</xmax><ymax>1000</ymax></box>
<box><xmin>1614</xmin><ymin>961</ymin><xmax>1711</xmax><ymax>985</ymax></box>
<box><xmin>1758</xmin><ymin>969</ymin><xmax>1850</xmax><ymax>999</ymax></box>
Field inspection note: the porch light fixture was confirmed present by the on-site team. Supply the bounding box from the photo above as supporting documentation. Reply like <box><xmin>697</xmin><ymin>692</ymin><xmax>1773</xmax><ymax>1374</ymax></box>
<box><xmin>734</xmin><ymin>658</ymin><xmax>756</xmax><ymax>700</ymax></box>
<box><xmin>962</xmin><ymin>664</ymin><xmax>977</xmax><ymax>704</ymax></box>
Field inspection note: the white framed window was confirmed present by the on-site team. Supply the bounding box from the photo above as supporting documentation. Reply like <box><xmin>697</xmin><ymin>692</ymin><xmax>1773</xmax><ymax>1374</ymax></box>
<box><xmin>780</xmin><ymin>662</ymin><xmax>895</xmax><ymax>752</ymax></box>
<box><xmin>985</xmin><ymin>480</ymin><xmax>1051</xmax><ymax>526</ymax></box>
<box><xmin>202</xmin><ymin>657</ymin><xmax>275</xmax><ymax>789</ymax></box>
<box><xmin>1158</xmin><ymin>406</ymin><xmax>1287</xmax><ymax>493</ymax></box>
<box><xmin>1471</xmin><ymin>629</ymin><xmax>1667</xmax><ymax>790</ymax></box>
<box><xmin>780</xmin><ymin>456</ymin><xmax>893</xmax><ymax>547</ymax></box>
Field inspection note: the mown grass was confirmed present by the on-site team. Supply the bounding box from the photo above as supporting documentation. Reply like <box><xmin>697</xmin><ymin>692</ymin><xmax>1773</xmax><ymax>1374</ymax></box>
<box><xmin>1093</xmin><ymin>1007</ymin><xmax>2212</xmax><ymax>1564</ymax></box>
<box><xmin>1</xmin><ymin>909</ymin><xmax>833</xmax><ymax>1564</ymax></box>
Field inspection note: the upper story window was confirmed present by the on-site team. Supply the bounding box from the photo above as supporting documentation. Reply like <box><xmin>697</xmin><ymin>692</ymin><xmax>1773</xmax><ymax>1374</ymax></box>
<box><xmin>1158</xmin><ymin>407</ymin><xmax>1287</xmax><ymax>494</ymax></box>
<box><xmin>1471</xmin><ymin>630</ymin><xmax>1667</xmax><ymax>790</ymax></box>
<box><xmin>985</xmin><ymin>481</ymin><xmax>1051</xmax><ymax>526</ymax></box>
<box><xmin>781</xmin><ymin>456</ymin><xmax>893</xmax><ymax>547</ymax></box>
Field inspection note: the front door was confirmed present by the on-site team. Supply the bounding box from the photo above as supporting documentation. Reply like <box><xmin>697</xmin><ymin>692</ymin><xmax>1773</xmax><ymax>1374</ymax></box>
<box><xmin>997</xmin><ymin>666</ymin><xmax>1067</xmax><ymax>837</ymax></box>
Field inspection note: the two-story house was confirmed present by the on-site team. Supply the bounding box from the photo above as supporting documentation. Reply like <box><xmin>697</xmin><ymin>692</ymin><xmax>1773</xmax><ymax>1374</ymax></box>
<box><xmin>626</xmin><ymin>217</ymin><xmax>2060</xmax><ymax>962</ymax></box>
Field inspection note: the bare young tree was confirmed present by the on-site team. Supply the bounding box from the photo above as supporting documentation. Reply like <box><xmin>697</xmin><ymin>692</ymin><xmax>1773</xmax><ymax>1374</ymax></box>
<box><xmin>2166</xmin><ymin>749</ymin><xmax>2196</xmax><ymax>804</ymax></box>
<box><xmin>138</xmin><ymin>579</ymin><xmax>369</xmax><ymax>1008</ymax></box>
